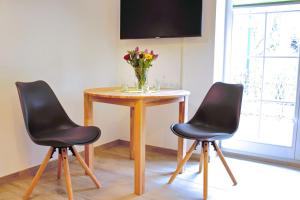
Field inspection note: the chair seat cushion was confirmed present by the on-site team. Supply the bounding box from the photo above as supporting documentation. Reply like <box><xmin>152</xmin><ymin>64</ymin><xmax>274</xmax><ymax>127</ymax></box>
<box><xmin>170</xmin><ymin>123</ymin><xmax>233</xmax><ymax>141</ymax></box>
<box><xmin>32</xmin><ymin>126</ymin><xmax>101</xmax><ymax>147</ymax></box>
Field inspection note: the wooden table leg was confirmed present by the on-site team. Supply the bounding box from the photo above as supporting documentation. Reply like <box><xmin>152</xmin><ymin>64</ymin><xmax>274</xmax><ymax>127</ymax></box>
<box><xmin>133</xmin><ymin>100</ymin><xmax>146</xmax><ymax>195</ymax></box>
<box><xmin>178</xmin><ymin>96</ymin><xmax>188</xmax><ymax>173</ymax></box>
<box><xmin>84</xmin><ymin>144</ymin><xmax>94</xmax><ymax>171</ymax></box>
<box><xmin>84</xmin><ymin>93</ymin><xmax>94</xmax><ymax>171</ymax></box>
<box><xmin>130</xmin><ymin>107</ymin><xmax>135</xmax><ymax>160</ymax></box>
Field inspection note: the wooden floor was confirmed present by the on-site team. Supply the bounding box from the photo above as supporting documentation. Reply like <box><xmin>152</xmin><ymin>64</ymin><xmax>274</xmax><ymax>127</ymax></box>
<box><xmin>1</xmin><ymin>143</ymin><xmax>300</xmax><ymax>200</ymax></box>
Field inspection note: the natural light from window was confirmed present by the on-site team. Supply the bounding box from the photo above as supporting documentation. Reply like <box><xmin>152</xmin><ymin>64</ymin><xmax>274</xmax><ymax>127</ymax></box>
<box><xmin>225</xmin><ymin>3</ymin><xmax>300</xmax><ymax>147</ymax></box>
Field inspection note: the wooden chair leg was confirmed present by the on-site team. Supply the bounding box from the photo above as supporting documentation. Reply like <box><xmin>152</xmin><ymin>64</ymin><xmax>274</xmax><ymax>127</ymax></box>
<box><xmin>62</xmin><ymin>148</ymin><xmax>73</xmax><ymax>200</ymax></box>
<box><xmin>203</xmin><ymin>142</ymin><xmax>209</xmax><ymax>200</ymax></box>
<box><xmin>212</xmin><ymin>141</ymin><xmax>237</xmax><ymax>186</ymax></box>
<box><xmin>72</xmin><ymin>147</ymin><xmax>101</xmax><ymax>188</ymax></box>
<box><xmin>199</xmin><ymin>143</ymin><xmax>203</xmax><ymax>174</ymax></box>
<box><xmin>57</xmin><ymin>152</ymin><xmax>62</xmax><ymax>179</ymax></box>
<box><xmin>23</xmin><ymin>147</ymin><xmax>54</xmax><ymax>200</ymax></box>
<box><xmin>168</xmin><ymin>140</ymin><xmax>199</xmax><ymax>184</ymax></box>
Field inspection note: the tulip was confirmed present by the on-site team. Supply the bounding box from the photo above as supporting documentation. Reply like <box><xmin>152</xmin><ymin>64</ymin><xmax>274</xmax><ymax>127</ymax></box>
<box><xmin>145</xmin><ymin>54</ymin><xmax>153</xmax><ymax>60</ymax></box>
<box><xmin>135</xmin><ymin>47</ymin><xmax>139</xmax><ymax>52</ymax></box>
<box><xmin>123</xmin><ymin>54</ymin><xmax>130</xmax><ymax>61</ymax></box>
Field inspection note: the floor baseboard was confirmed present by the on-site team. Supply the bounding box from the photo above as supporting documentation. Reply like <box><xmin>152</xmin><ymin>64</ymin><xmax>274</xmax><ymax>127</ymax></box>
<box><xmin>223</xmin><ymin>150</ymin><xmax>300</xmax><ymax>170</ymax></box>
<box><xmin>0</xmin><ymin>140</ymin><xmax>121</xmax><ymax>185</ymax></box>
<box><xmin>118</xmin><ymin>139</ymin><xmax>179</xmax><ymax>155</ymax></box>
<box><xmin>117</xmin><ymin>139</ymin><xmax>201</xmax><ymax>160</ymax></box>
<box><xmin>7</xmin><ymin>139</ymin><xmax>295</xmax><ymax>186</ymax></box>
<box><xmin>0</xmin><ymin>154</ymin><xmax>60</xmax><ymax>185</ymax></box>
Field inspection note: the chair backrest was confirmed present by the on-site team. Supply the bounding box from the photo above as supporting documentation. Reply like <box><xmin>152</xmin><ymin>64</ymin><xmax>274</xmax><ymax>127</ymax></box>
<box><xmin>16</xmin><ymin>80</ymin><xmax>75</xmax><ymax>139</ymax></box>
<box><xmin>189</xmin><ymin>82</ymin><xmax>244</xmax><ymax>134</ymax></box>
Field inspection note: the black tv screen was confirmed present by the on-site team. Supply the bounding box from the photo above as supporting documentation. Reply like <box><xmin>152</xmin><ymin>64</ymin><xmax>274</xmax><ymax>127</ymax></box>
<box><xmin>120</xmin><ymin>0</ymin><xmax>202</xmax><ymax>39</ymax></box>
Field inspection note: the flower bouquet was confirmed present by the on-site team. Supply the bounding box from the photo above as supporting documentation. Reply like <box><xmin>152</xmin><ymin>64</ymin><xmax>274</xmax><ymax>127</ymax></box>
<box><xmin>123</xmin><ymin>47</ymin><xmax>158</xmax><ymax>91</ymax></box>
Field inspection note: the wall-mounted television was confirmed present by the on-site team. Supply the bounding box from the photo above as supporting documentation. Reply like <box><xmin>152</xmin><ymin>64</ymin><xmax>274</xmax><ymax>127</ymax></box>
<box><xmin>120</xmin><ymin>0</ymin><xmax>202</xmax><ymax>39</ymax></box>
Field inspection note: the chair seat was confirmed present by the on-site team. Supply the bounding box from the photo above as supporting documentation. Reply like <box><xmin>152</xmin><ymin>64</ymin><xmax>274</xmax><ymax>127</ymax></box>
<box><xmin>171</xmin><ymin>123</ymin><xmax>233</xmax><ymax>141</ymax></box>
<box><xmin>32</xmin><ymin>126</ymin><xmax>101</xmax><ymax>147</ymax></box>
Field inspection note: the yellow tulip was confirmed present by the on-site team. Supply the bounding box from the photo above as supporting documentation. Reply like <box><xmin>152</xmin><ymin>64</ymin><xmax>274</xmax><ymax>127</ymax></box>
<box><xmin>145</xmin><ymin>53</ymin><xmax>153</xmax><ymax>60</ymax></box>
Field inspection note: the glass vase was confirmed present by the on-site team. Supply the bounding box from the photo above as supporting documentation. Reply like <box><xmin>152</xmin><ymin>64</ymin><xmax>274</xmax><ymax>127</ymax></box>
<box><xmin>134</xmin><ymin>67</ymin><xmax>148</xmax><ymax>92</ymax></box>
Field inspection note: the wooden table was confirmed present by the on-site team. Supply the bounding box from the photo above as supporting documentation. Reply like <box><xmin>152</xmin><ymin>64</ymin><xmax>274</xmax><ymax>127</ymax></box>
<box><xmin>83</xmin><ymin>87</ymin><xmax>190</xmax><ymax>195</ymax></box>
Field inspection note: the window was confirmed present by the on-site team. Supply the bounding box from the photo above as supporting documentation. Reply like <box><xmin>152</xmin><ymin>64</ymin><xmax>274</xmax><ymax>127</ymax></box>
<box><xmin>222</xmin><ymin>1</ymin><xmax>300</xmax><ymax>159</ymax></box>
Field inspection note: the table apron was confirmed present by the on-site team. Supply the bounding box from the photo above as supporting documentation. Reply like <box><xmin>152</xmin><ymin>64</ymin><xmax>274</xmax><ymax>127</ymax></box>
<box><xmin>88</xmin><ymin>95</ymin><xmax>186</xmax><ymax>108</ymax></box>
<box><xmin>89</xmin><ymin>96</ymin><xmax>136</xmax><ymax>107</ymax></box>
<box><xmin>145</xmin><ymin>96</ymin><xmax>185</xmax><ymax>107</ymax></box>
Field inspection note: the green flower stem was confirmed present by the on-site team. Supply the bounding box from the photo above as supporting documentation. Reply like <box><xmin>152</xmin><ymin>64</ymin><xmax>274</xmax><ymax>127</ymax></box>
<box><xmin>134</xmin><ymin>67</ymin><xmax>148</xmax><ymax>90</ymax></box>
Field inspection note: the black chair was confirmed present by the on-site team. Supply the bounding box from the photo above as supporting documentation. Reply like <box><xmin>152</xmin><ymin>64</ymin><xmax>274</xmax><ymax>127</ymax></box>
<box><xmin>168</xmin><ymin>82</ymin><xmax>243</xmax><ymax>200</ymax></box>
<box><xmin>16</xmin><ymin>80</ymin><xmax>101</xmax><ymax>200</ymax></box>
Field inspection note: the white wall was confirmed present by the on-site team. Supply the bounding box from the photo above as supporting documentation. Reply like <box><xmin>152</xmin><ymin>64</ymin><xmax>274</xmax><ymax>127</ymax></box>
<box><xmin>0</xmin><ymin>0</ymin><xmax>221</xmax><ymax>177</ymax></box>
<box><xmin>117</xmin><ymin>0</ymin><xmax>218</xmax><ymax>150</ymax></box>
<box><xmin>0</xmin><ymin>0</ymin><xmax>121</xmax><ymax>177</ymax></box>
